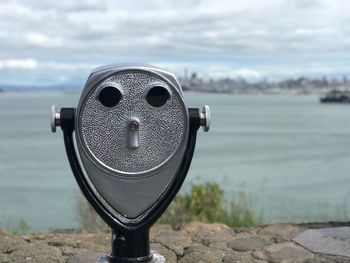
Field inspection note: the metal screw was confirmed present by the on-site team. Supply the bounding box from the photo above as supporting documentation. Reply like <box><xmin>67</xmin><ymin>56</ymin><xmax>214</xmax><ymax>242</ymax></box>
<box><xmin>200</xmin><ymin>105</ymin><xmax>210</xmax><ymax>132</ymax></box>
<box><xmin>129</xmin><ymin>120</ymin><xmax>139</xmax><ymax>131</ymax></box>
<box><xmin>51</xmin><ymin>105</ymin><xmax>61</xmax><ymax>133</ymax></box>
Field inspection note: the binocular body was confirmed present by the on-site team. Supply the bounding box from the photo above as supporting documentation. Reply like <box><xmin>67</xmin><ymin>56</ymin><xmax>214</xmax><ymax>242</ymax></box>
<box><xmin>76</xmin><ymin>64</ymin><xmax>190</xmax><ymax>221</ymax></box>
<box><xmin>52</xmin><ymin>64</ymin><xmax>210</xmax><ymax>263</ymax></box>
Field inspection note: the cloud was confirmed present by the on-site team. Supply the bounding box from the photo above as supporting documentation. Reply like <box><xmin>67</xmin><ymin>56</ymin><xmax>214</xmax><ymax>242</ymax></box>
<box><xmin>3</xmin><ymin>0</ymin><xmax>349</xmax><ymax>55</ymax></box>
<box><xmin>207</xmin><ymin>66</ymin><xmax>263</xmax><ymax>79</ymax></box>
<box><xmin>41</xmin><ymin>62</ymin><xmax>97</xmax><ymax>71</ymax></box>
<box><xmin>25</xmin><ymin>33</ymin><xmax>63</xmax><ymax>48</ymax></box>
<box><xmin>0</xmin><ymin>0</ymin><xmax>350</xmax><ymax>85</ymax></box>
<box><xmin>19</xmin><ymin>0</ymin><xmax>108</xmax><ymax>12</ymax></box>
<box><xmin>0</xmin><ymin>58</ymin><xmax>38</xmax><ymax>70</ymax></box>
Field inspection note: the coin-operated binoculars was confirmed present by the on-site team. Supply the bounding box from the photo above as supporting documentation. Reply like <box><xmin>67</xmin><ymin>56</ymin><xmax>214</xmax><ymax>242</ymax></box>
<box><xmin>51</xmin><ymin>64</ymin><xmax>210</xmax><ymax>263</ymax></box>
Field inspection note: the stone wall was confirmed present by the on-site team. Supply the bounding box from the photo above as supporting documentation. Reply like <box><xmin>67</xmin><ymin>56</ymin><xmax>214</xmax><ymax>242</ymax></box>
<box><xmin>0</xmin><ymin>222</ymin><xmax>349</xmax><ymax>263</ymax></box>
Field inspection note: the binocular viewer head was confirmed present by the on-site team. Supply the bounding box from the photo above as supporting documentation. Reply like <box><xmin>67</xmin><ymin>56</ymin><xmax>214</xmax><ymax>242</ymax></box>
<box><xmin>51</xmin><ymin>64</ymin><xmax>210</xmax><ymax>262</ymax></box>
<box><xmin>77</xmin><ymin>64</ymin><xmax>190</xmax><ymax>176</ymax></box>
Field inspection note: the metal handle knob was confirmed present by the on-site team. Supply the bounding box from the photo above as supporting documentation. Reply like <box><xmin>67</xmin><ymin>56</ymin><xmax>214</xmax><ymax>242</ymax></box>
<box><xmin>200</xmin><ymin>105</ymin><xmax>210</xmax><ymax>132</ymax></box>
<box><xmin>51</xmin><ymin>105</ymin><xmax>61</xmax><ymax>133</ymax></box>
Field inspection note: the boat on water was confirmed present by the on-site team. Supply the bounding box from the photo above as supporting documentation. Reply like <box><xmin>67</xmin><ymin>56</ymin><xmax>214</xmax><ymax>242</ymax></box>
<box><xmin>320</xmin><ymin>90</ymin><xmax>350</xmax><ymax>103</ymax></box>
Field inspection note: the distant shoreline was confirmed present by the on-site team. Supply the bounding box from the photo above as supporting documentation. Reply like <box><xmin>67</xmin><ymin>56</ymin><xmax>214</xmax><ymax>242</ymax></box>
<box><xmin>0</xmin><ymin>89</ymin><xmax>327</xmax><ymax>96</ymax></box>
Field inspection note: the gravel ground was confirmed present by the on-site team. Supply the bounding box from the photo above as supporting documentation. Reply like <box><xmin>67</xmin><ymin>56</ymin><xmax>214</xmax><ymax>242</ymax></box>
<box><xmin>0</xmin><ymin>222</ymin><xmax>349</xmax><ymax>263</ymax></box>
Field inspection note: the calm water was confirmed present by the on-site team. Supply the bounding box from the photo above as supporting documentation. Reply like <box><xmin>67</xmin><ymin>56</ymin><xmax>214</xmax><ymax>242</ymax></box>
<box><xmin>1</xmin><ymin>92</ymin><xmax>350</xmax><ymax>231</ymax></box>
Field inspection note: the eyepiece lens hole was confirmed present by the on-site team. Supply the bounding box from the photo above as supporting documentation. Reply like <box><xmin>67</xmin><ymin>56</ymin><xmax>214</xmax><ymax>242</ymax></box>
<box><xmin>98</xmin><ymin>86</ymin><xmax>122</xmax><ymax>107</ymax></box>
<box><xmin>146</xmin><ymin>86</ymin><xmax>170</xmax><ymax>107</ymax></box>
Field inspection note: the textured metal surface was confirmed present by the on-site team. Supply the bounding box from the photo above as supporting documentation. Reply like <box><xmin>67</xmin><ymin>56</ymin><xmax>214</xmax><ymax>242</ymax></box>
<box><xmin>293</xmin><ymin>227</ymin><xmax>350</xmax><ymax>257</ymax></box>
<box><xmin>78</xmin><ymin>71</ymin><xmax>186</xmax><ymax>174</ymax></box>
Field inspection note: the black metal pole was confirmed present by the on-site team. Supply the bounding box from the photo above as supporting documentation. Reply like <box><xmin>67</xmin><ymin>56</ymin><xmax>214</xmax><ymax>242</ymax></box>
<box><xmin>109</xmin><ymin>228</ymin><xmax>152</xmax><ymax>263</ymax></box>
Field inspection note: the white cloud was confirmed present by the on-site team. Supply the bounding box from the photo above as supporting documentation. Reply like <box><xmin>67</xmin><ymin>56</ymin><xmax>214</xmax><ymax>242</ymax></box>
<box><xmin>2</xmin><ymin>0</ymin><xmax>349</xmax><ymax>55</ymax></box>
<box><xmin>230</xmin><ymin>69</ymin><xmax>263</xmax><ymax>79</ymax></box>
<box><xmin>41</xmin><ymin>62</ymin><xmax>97</xmax><ymax>71</ymax></box>
<box><xmin>25</xmin><ymin>33</ymin><xmax>63</xmax><ymax>47</ymax></box>
<box><xmin>208</xmin><ymin>66</ymin><xmax>263</xmax><ymax>79</ymax></box>
<box><xmin>0</xmin><ymin>58</ymin><xmax>38</xmax><ymax>70</ymax></box>
<box><xmin>20</xmin><ymin>0</ymin><xmax>107</xmax><ymax>12</ymax></box>
<box><xmin>1</xmin><ymin>0</ymin><xmax>350</xmax><ymax>85</ymax></box>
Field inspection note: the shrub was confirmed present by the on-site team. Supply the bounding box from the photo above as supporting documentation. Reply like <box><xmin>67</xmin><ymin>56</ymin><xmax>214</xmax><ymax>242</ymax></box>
<box><xmin>227</xmin><ymin>191</ymin><xmax>260</xmax><ymax>228</ymax></box>
<box><xmin>159</xmin><ymin>182</ymin><xmax>228</xmax><ymax>229</ymax></box>
<box><xmin>11</xmin><ymin>219</ymin><xmax>31</xmax><ymax>235</ymax></box>
<box><xmin>159</xmin><ymin>182</ymin><xmax>260</xmax><ymax>229</ymax></box>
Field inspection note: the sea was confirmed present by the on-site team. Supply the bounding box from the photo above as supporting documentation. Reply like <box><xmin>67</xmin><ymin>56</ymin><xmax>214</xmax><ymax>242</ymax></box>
<box><xmin>1</xmin><ymin>92</ymin><xmax>350</xmax><ymax>232</ymax></box>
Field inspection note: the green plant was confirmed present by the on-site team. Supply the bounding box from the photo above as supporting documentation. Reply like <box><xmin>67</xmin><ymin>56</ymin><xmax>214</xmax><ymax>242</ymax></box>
<box><xmin>227</xmin><ymin>192</ymin><xmax>260</xmax><ymax>227</ymax></box>
<box><xmin>184</xmin><ymin>183</ymin><xmax>228</xmax><ymax>223</ymax></box>
<box><xmin>11</xmin><ymin>219</ymin><xmax>30</xmax><ymax>235</ymax></box>
<box><xmin>160</xmin><ymin>182</ymin><xmax>260</xmax><ymax>229</ymax></box>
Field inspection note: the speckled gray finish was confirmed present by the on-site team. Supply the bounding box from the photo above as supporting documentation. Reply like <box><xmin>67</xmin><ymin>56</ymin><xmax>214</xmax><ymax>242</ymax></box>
<box><xmin>78</xmin><ymin>71</ymin><xmax>186</xmax><ymax>174</ymax></box>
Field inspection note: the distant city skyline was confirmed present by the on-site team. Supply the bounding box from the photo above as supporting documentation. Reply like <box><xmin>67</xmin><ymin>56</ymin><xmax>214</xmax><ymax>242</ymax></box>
<box><xmin>1</xmin><ymin>0</ymin><xmax>350</xmax><ymax>87</ymax></box>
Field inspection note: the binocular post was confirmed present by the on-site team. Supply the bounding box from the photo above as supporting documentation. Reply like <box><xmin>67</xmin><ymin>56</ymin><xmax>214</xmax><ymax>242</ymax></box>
<box><xmin>57</xmin><ymin>107</ymin><xmax>202</xmax><ymax>263</ymax></box>
<box><xmin>110</xmin><ymin>229</ymin><xmax>152</xmax><ymax>262</ymax></box>
<box><xmin>97</xmin><ymin>229</ymin><xmax>154</xmax><ymax>263</ymax></box>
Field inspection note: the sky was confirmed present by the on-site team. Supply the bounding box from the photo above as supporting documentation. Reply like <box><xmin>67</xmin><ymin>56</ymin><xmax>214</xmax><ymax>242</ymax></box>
<box><xmin>1</xmin><ymin>0</ymin><xmax>350</xmax><ymax>86</ymax></box>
